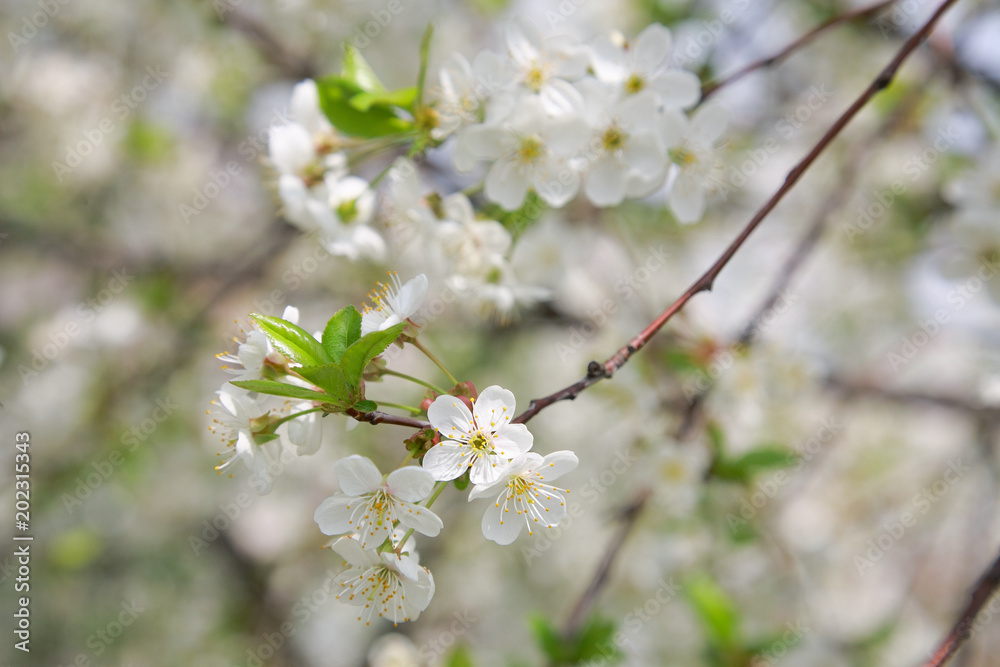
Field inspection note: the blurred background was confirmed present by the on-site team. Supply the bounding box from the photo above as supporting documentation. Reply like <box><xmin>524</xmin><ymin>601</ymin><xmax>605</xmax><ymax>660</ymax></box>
<box><xmin>2</xmin><ymin>0</ymin><xmax>1000</xmax><ymax>665</ymax></box>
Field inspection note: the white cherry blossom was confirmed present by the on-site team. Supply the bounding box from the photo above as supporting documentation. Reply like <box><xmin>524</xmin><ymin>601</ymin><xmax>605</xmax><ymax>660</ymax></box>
<box><xmin>590</xmin><ymin>23</ymin><xmax>701</xmax><ymax>109</ymax></box>
<box><xmin>468</xmin><ymin>451</ymin><xmax>578</xmax><ymax>545</ymax></box>
<box><xmin>423</xmin><ymin>385</ymin><xmax>533</xmax><ymax>485</ymax></box>
<box><xmin>665</xmin><ymin>104</ymin><xmax>729</xmax><ymax>224</ymax></box>
<box><xmin>210</xmin><ymin>388</ymin><xmax>283</xmax><ymax>495</ymax></box>
<box><xmin>361</xmin><ymin>272</ymin><xmax>429</xmax><ymax>335</ymax></box>
<box><xmin>331</xmin><ymin>536</ymin><xmax>435</xmax><ymax>625</ymax></box>
<box><xmin>314</xmin><ymin>455</ymin><xmax>442</xmax><ymax>550</ymax></box>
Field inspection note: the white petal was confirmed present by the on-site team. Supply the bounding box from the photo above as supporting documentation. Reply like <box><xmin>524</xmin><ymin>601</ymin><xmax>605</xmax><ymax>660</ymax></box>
<box><xmin>493</xmin><ymin>423</ymin><xmax>533</xmax><ymax>457</ymax></box>
<box><xmin>470</xmin><ymin>454</ymin><xmax>507</xmax><ymax>486</ymax></box>
<box><xmin>485</xmin><ymin>158</ymin><xmax>531</xmax><ymax>210</ymax></box>
<box><xmin>396</xmin><ymin>500</ymin><xmax>444</xmax><ymax>537</ymax></box>
<box><xmin>531</xmin><ymin>486</ymin><xmax>568</xmax><ymax>526</ymax></box>
<box><xmin>313</xmin><ymin>495</ymin><xmax>354</xmax><ymax>536</ymax></box>
<box><xmin>534</xmin><ymin>158</ymin><xmax>579</xmax><ymax>207</ymax></box>
<box><xmin>422</xmin><ymin>442</ymin><xmax>471</xmax><ymax>481</ymax></box>
<box><xmin>460</xmin><ymin>123</ymin><xmax>509</xmax><ymax>160</ymax></box>
<box><xmin>427</xmin><ymin>395</ymin><xmax>473</xmax><ymax>436</ymax></box>
<box><xmin>541</xmin><ymin>79</ymin><xmax>584</xmax><ymax>116</ymax></box>
<box><xmin>537</xmin><ymin>450</ymin><xmax>579</xmax><ymax>481</ymax></box>
<box><xmin>481</xmin><ymin>492</ymin><xmax>524</xmax><ymax>545</ymax></box>
<box><xmin>504</xmin><ymin>17</ymin><xmax>541</xmax><ymax>66</ymax></box>
<box><xmin>633</xmin><ymin>23</ymin><xmax>672</xmax><ymax>73</ymax></box>
<box><xmin>669</xmin><ymin>173</ymin><xmax>706</xmax><ymax>224</ymax></box>
<box><xmin>590</xmin><ymin>34</ymin><xmax>627</xmax><ymax>83</ymax></box>
<box><xmin>334</xmin><ymin>455</ymin><xmax>382</xmax><ymax>496</ymax></box>
<box><xmin>331</xmin><ymin>535</ymin><xmax>373</xmax><ymax>567</ymax></box>
<box><xmin>692</xmin><ymin>104</ymin><xmax>729</xmax><ymax>143</ymax></box>
<box><xmin>585</xmin><ymin>156</ymin><xmax>628</xmax><ymax>207</ymax></box>
<box><xmin>386</xmin><ymin>466</ymin><xmax>436</xmax><ymax>502</ymax></box>
<box><xmin>396</xmin><ymin>274</ymin><xmax>429</xmax><ymax>319</ymax></box>
<box><xmin>473</xmin><ymin>385</ymin><xmax>516</xmax><ymax>430</ymax></box>
<box><xmin>468</xmin><ymin>477</ymin><xmax>507</xmax><ymax>501</ymax></box>
<box><xmin>622</xmin><ymin>137</ymin><xmax>667</xmax><ymax>179</ymax></box>
<box><xmin>269</xmin><ymin>123</ymin><xmax>314</xmax><ymax>175</ymax></box>
<box><xmin>658</xmin><ymin>108</ymin><xmax>688</xmax><ymax>149</ymax></box>
<box><xmin>653</xmin><ymin>70</ymin><xmax>701</xmax><ymax>109</ymax></box>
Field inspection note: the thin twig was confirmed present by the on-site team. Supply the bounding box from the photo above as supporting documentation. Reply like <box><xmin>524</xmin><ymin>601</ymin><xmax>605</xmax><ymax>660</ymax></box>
<box><xmin>222</xmin><ymin>9</ymin><xmax>317</xmax><ymax>80</ymax></box>
<box><xmin>345</xmin><ymin>407</ymin><xmax>430</xmax><ymax>429</ymax></box>
<box><xmin>921</xmin><ymin>548</ymin><xmax>1000</xmax><ymax>667</ymax></box>
<box><xmin>826</xmin><ymin>376</ymin><xmax>1000</xmax><ymax>417</ymax></box>
<box><xmin>562</xmin><ymin>488</ymin><xmax>652</xmax><ymax>641</ymax></box>
<box><xmin>513</xmin><ymin>0</ymin><xmax>961</xmax><ymax>426</ymax></box>
<box><xmin>701</xmin><ymin>0</ymin><xmax>897</xmax><ymax>100</ymax></box>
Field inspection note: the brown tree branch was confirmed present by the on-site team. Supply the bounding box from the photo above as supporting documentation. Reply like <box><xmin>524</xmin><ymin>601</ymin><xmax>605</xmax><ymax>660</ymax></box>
<box><xmin>921</xmin><ymin>548</ymin><xmax>1000</xmax><ymax>667</ymax></box>
<box><xmin>513</xmin><ymin>0</ymin><xmax>962</xmax><ymax>426</ymax></box>
<box><xmin>701</xmin><ymin>0</ymin><xmax>898</xmax><ymax>100</ymax></box>
<box><xmin>561</xmin><ymin>487</ymin><xmax>652</xmax><ymax>641</ymax></box>
<box><xmin>826</xmin><ymin>376</ymin><xmax>1000</xmax><ymax>417</ymax></box>
<box><xmin>345</xmin><ymin>407</ymin><xmax>430</xmax><ymax>429</ymax></box>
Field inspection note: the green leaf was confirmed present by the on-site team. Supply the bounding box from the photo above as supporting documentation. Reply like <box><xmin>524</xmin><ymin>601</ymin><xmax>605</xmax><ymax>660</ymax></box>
<box><xmin>295</xmin><ymin>365</ymin><xmax>352</xmax><ymax>404</ymax></box>
<box><xmin>342</xmin><ymin>44</ymin><xmax>386</xmax><ymax>93</ymax></box>
<box><xmin>230</xmin><ymin>379</ymin><xmax>339</xmax><ymax>404</ymax></box>
<box><xmin>316</xmin><ymin>76</ymin><xmax>414</xmax><ymax>138</ymax></box>
<box><xmin>350</xmin><ymin>87</ymin><xmax>418</xmax><ymax>112</ymax></box>
<box><xmin>685</xmin><ymin>575</ymin><xmax>741</xmax><ymax>651</ymax></box>
<box><xmin>340</xmin><ymin>323</ymin><xmax>406</xmax><ymax>388</ymax></box>
<box><xmin>712</xmin><ymin>445</ymin><xmax>798</xmax><ymax>484</ymax></box>
<box><xmin>573</xmin><ymin>615</ymin><xmax>623</xmax><ymax>663</ymax></box>
<box><xmin>528</xmin><ymin>614</ymin><xmax>565</xmax><ymax>662</ymax></box>
<box><xmin>251</xmin><ymin>314</ymin><xmax>329</xmax><ymax>366</ymax></box>
<box><xmin>444</xmin><ymin>645</ymin><xmax>475</xmax><ymax>667</ymax></box>
<box><xmin>416</xmin><ymin>24</ymin><xmax>434</xmax><ymax>107</ymax></box>
<box><xmin>322</xmin><ymin>305</ymin><xmax>362</xmax><ymax>363</ymax></box>
<box><xmin>353</xmin><ymin>400</ymin><xmax>378</xmax><ymax>413</ymax></box>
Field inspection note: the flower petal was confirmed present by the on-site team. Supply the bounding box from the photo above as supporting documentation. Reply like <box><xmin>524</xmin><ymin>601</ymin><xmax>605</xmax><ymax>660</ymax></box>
<box><xmin>386</xmin><ymin>466</ymin><xmax>437</xmax><ymax>502</ymax></box>
<box><xmin>537</xmin><ymin>450</ymin><xmax>579</xmax><ymax>482</ymax></box>
<box><xmin>585</xmin><ymin>156</ymin><xmax>628</xmax><ymax>207</ymax></box>
<box><xmin>427</xmin><ymin>395</ymin><xmax>474</xmax><ymax>438</ymax></box>
<box><xmin>396</xmin><ymin>500</ymin><xmax>444</xmax><ymax>537</ymax></box>
<box><xmin>653</xmin><ymin>70</ymin><xmax>701</xmax><ymax>109</ymax></box>
<box><xmin>473</xmin><ymin>385</ymin><xmax>516</xmax><ymax>431</ymax></box>
<box><xmin>422</xmin><ymin>442</ymin><xmax>472</xmax><ymax>481</ymax></box>
<box><xmin>669</xmin><ymin>172</ymin><xmax>706</xmax><ymax>224</ymax></box>
<box><xmin>633</xmin><ymin>23</ymin><xmax>672</xmax><ymax>73</ymax></box>
<box><xmin>470</xmin><ymin>453</ymin><xmax>507</xmax><ymax>486</ymax></box>
<box><xmin>313</xmin><ymin>494</ymin><xmax>355</xmax><ymax>535</ymax></box>
<box><xmin>494</xmin><ymin>423</ymin><xmax>534</xmax><ymax>457</ymax></box>
<box><xmin>331</xmin><ymin>535</ymin><xmax>373</xmax><ymax>567</ymax></box>
<box><xmin>334</xmin><ymin>455</ymin><xmax>383</xmax><ymax>496</ymax></box>
<box><xmin>485</xmin><ymin>158</ymin><xmax>531</xmax><ymax>210</ymax></box>
<box><xmin>482</xmin><ymin>491</ymin><xmax>525</xmax><ymax>545</ymax></box>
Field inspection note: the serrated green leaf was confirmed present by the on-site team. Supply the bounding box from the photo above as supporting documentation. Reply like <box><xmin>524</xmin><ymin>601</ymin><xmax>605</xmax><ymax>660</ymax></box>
<box><xmin>295</xmin><ymin>364</ymin><xmax>352</xmax><ymax>403</ymax></box>
<box><xmin>353</xmin><ymin>400</ymin><xmax>378</xmax><ymax>412</ymax></box>
<box><xmin>322</xmin><ymin>305</ymin><xmax>362</xmax><ymax>363</ymax></box>
<box><xmin>350</xmin><ymin>87</ymin><xmax>418</xmax><ymax>112</ymax></box>
<box><xmin>685</xmin><ymin>575</ymin><xmax>741</xmax><ymax>650</ymax></box>
<box><xmin>316</xmin><ymin>76</ymin><xmax>414</xmax><ymax>138</ymax></box>
<box><xmin>230</xmin><ymin>379</ymin><xmax>339</xmax><ymax>404</ymax></box>
<box><xmin>251</xmin><ymin>314</ymin><xmax>329</xmax><ymax>366</ymax></box>
<box><xmin>342</xmin><ymin>44</ymin><xmax>386</xmax><ymax>93</ymax></box>
<box><xmin>341</xmin><ymin>323</ymin><xmax>406</xmax><ymax>388</ymax></box>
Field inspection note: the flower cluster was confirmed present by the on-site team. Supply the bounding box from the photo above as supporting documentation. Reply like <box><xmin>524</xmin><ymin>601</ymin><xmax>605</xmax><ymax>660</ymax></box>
<box><xmin>436</xmin><ymin>20</ymin><xmax>726</xmax><ymax>220</ymax></box>
<box><xmin>312</xmin><ymin>384</ymin><xmax>576</xmax><ymax>624</ymax></box>
<box><xmin>210</xmin><ymin>306</ymin><xmax>321</xmax><ymax>494</ymax></box>
<box><xmin>268</xmin><ymin>80</ymin><xmax>384</xmax><ymax>261</ymax></box>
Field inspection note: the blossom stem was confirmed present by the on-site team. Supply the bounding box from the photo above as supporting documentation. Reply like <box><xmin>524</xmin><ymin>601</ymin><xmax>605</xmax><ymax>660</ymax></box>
<box><xmin>410</xmin><ymin>339</ymin><xmax>459</xmax><ymax>386</ymax></box>
<box><xmin>383</xmin><ymin>369</ymin><xmax>448</xmax><ymax>395</ymax></box>
<box><xmin>373</xmin><ymin>400</ymin><xmax>424</xmax><ymax>415</ymax></box>
<box><xmin>270</xmin><ymin>407</ymin><xmax>323</xmax><ymax>429</ymax></box>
